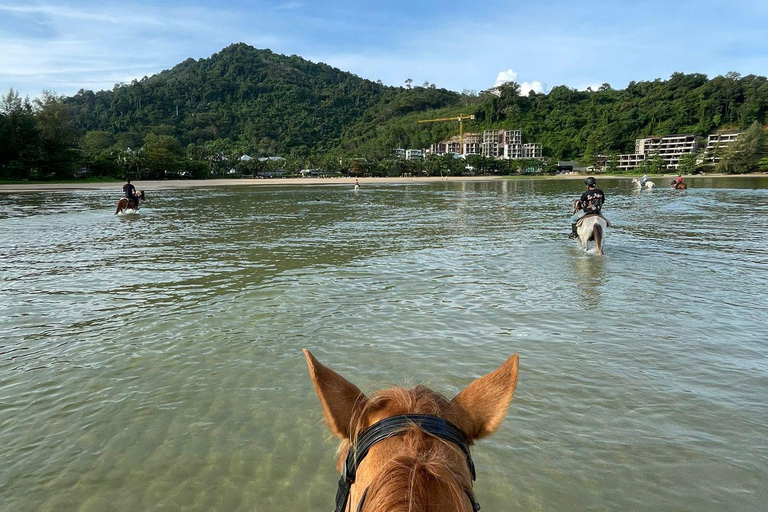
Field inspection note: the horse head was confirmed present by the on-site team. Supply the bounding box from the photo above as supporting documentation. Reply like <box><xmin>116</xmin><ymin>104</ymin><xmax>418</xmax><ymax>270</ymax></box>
<box><xmin>304</xmin><ymin>349</ymin><xmax>519</xmax><ymax>512</ymax></box>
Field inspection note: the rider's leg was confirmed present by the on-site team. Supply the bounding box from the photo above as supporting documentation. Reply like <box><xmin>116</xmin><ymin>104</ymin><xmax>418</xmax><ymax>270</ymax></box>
<box><xmin>570</xmin><ymin>211</ymin><xmax>585</xmax><ymax>238</ymax></box>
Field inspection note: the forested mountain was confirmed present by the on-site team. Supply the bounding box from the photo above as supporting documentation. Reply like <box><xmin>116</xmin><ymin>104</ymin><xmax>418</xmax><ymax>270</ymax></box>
<box><xmin>64</xmin><ymin>43</ymin><xmax>460</xmax><ymax>156</ymax></box>
<box><xmin>1</xmin><ymin>43</ymin><xmax>767</xmax><ymax>180</ymax></box>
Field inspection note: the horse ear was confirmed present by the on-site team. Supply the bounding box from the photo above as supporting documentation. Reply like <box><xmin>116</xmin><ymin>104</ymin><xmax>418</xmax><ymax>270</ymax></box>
<box><xmin>451</xmin><ymin>354</ymin><xmax>519</xmax><ymax>440</ymax></box>
<box><xmin>303</xmin><ymin>349</ymin><xmax>368</xmax><ymax>439</ymax></box>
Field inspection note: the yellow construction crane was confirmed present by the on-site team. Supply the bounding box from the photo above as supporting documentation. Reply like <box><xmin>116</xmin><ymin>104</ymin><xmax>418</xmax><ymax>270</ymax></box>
<box><xmin>418</xmin><ymin>114</ymin><xmax>476</xmax><ymax>155</ymax></box>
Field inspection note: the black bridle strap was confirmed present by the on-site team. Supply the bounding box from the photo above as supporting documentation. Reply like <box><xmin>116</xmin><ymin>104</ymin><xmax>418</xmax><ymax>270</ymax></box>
<box><xmin>334</xmin><ymin>414</ymin><xmax>479</xmax><ymax>512</ymax></box>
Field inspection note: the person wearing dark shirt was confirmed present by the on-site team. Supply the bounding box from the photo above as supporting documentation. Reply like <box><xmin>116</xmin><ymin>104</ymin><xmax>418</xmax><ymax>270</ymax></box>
<box><xmin>570</xmin><ymin>177</ymin><xmax>605</xmax><ymax>238</ymax></box>
<box><xmin>122</xmin><ymin>179</ymin><xmax>139</xmax><ymax>209</ymax></box>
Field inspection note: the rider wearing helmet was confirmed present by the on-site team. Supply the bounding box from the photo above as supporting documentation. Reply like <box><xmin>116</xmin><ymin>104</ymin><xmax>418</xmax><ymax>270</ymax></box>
<box><xmin>570</xmin><ymin>177</ymin><xmax>606</xmax><ymax>238</ymax></box>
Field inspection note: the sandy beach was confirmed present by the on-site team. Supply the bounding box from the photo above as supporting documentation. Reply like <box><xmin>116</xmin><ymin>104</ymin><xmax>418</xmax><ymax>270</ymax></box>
<box><xmin>0</xmin><ymin>173</ymin><xmax>761</xmax><ymax>193</ymax></box>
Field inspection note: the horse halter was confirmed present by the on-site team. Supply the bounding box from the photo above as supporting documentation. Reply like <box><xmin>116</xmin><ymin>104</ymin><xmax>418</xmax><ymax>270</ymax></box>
<box><xmin>334</xmin><ymin>414</ymin><xmax>481</xmax><ymax>512</ymax></box>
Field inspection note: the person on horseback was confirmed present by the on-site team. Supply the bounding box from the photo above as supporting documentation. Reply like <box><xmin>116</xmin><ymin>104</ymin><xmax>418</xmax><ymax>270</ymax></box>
<box><xmin>123</xmin><ymin>179</ymin><xmax>139</xmax><ymax>209</ymax></box>
<box><xmin>640</xmin><ymin>174</ymin><xmax>648</xmax><ymax>187</ymax></box>
<box><xmin>676</xmin><ymin>174</ymin><xmax>684</xmax><ymax>184</ymax></box>
<box><xmin>570</xmin><ymin>177</ymin><xmax>605</xmax><ymax>239</ymax></box>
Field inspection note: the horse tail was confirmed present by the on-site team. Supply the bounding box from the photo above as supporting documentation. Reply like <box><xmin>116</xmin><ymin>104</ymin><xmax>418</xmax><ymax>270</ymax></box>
<box><xmin>593</xmin><ymin>223</ymin><xmax>603</xmax><ymax>256</ymax></box>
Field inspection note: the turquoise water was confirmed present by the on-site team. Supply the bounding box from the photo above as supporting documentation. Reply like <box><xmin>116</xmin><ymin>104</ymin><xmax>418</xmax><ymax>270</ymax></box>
<box><xmin>1</xmin><ymin>177</ymin><xmax>766</xmax><ymax>511</ymax></box>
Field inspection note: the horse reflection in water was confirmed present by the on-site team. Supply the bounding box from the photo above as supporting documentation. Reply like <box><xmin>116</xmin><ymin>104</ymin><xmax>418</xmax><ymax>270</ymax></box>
<box><xmin>570</xmin><ymin>249</ymin><xmax>607</xmax><ymax>309</ymax></box>
<box><xmin>304</xmin><ymin>349</ymin><xmax>519</xmax><ymax>512</ymax></box>
<box><xmin>115</xmin><ymin>191</ymin><xmax>145</xmax><ymax>214</ymax></box>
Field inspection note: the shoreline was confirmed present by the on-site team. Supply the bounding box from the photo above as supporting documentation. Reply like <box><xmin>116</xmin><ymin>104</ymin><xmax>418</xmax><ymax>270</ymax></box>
<box><xmin>0</xmin><ymin>173</ymin><xmax>764</xmax><ymax>193</ymax></box>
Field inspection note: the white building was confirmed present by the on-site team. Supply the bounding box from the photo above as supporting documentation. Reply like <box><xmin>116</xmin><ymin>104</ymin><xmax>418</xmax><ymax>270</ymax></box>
<box><xmin>405</xmin><ymin>149</ymin><xmax>423</xmax><ymax>161</ymax></box>
<box><xmin>618</xmin><ymin>133</ymin><xmax>700</xmax><ymax>171</ymax></box>
<box><xmin>703</xmin><ymin>131</ymin><xmax>742</xmax><ymax>163</ymax></box>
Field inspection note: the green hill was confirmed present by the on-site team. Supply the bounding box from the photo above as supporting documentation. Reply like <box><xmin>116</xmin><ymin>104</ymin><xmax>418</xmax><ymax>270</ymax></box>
<box><xmin>2</xmin><ymin>43</ymin><xmax>767</xmax><ymax>180</ymax></box>
<box><xmin>64</xmin><ymin>43</ymin><xmax>461</xmax><ymax>156</ymax></box>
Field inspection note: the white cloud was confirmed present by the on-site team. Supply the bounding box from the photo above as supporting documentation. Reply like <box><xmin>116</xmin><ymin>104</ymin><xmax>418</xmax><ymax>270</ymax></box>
<box><xmin>520</xmin><ymin>81</ymin><xmax>546</xmax><ymax>95</ymax></box>
<box><xmin>494</xmin><ymin>69</ymin><xmax>519</xmax><ymax>87</ymax></box>
<box><xmin>494</xmin><ymin>69</ymin><xmax>546</xmax><ymax>95</ymax></box>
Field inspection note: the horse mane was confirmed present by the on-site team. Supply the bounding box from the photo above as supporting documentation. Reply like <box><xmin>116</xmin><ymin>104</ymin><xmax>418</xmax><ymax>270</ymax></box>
<box><xmin>342</xmin><ymin>386</ymin><xmax>472</xmax><ymax>512</ymax></box>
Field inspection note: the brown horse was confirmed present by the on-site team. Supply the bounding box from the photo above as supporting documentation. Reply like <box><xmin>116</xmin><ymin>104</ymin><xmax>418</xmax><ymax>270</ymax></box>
<box><xmin>115</xmin><ymin>190</ymin><xmax>145</xmax><ymax>214</ymax></box>
<box><xmin>671</xmin><ymin>181</ymin><xmax>687</xmax><ymax>190</ymax></box>
<box><xmin>304</xmin><ymin>349</ymin><xmax>519</xmax><ymax>512</ymax></box>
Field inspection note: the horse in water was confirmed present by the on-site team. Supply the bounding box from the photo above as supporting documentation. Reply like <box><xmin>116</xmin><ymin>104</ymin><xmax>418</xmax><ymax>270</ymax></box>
<box><xmin>304</xmin><ymin>349</ymin><xmax>519</xmax><ymax>512</ymax></box>
<box><xmin>671</xmin><ymin>181</ymin><xmax>688</xmax><ymax>190</ymax></box>
<box><xmin>631</xmin><ymin>178</ymin><xmax>655</xmax><ymax>189</ymax></box>
<box><xmin>115</xmin><ymin>190</ymin><xmax>145</xmax><ymax>214</ymax></box>
<box><xmin>576</xmin><ymin>214</ymin><xmax>608</xmax><ymax>256</ymax></box>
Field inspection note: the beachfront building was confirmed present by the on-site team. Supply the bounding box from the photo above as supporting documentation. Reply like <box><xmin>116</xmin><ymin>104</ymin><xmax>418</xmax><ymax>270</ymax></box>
<box><xmin>482</xmin><ymin>130</ymin><xmax>504</xmax><ymax>158</ymax></box>
<box><xmin>523</xmin><ymin>143</ymin><xmax>543</xmax><ymax>159</ymax></box>
<box><xmin>463</xmin><ymin>133</ymin><xmax>482</xmax><ymax>155</ymax></box>
<box><xmin>426</xmin><ymin>129</ymin><xmax>542</xmax><ymax>161</ymax></box>
<box><xmin>702</xmin><ymin>131</ymin><xmax>742</xmax><ymax>163</ymax></box>
<box><xmin>405</xmin><ymin>149</ymin><xmax>423</xmax><ymax>161</ymax></box>
<box><xmin>617</xmin><ymin>134</ymin><xmax>700</xmax><ymax>171</ymax></box>
<box><xmin>617</xmin><ymin>153</ymin><xmax>647</xmax><ymax>171</ymax></box>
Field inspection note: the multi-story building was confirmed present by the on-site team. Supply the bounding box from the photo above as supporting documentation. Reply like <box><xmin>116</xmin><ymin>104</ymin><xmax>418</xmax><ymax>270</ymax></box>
<box><xmin>481</xmin><ymin>130</ymin><xmax>504</xmax><ymax>158</ymax></box>
<box><xmin>618</xmin><ymin>134</ymin><xmax>700</xmax><ymax>170</ymax></box>
<box><xmin>504</xmin><ymin>144</ymin><xmax>523</xmax><ymax>159</ymax></box>
<box><xmin>424</xmin><ymin>129</ymin><xmax>542</xmax><ymax>161</ymax></box>
<box><xmin>703</xmin><ymin>131</ymin><xmax>742</xmax><ymax>163</ymax></box>
<box><xmin>405</xmin><ymin>149</ymin><xmax>423</xmax><ymax>161</ymax></box>
<box><xmin>504</xmin><ymin>130</ymin><xmax>522</xmax><ymax>145</ymax></box>
<box><xmin>617</xmin><ymin>153</ymin><xmax>646</xmax><ymax>172</ymax></box>
<box><xmin>523</xmin><ymin>143</ymin><xmax>543</xmax><ymax>159</ymax></box>
<box><xmin>393</xmin><ymin>148</ymin><xmax>406</xmax><ymax>159</ymax></box>
<box><xmin>463</xmin><ymin>133</ymin><xmax>482</xmax><ymax>155</ymax></box>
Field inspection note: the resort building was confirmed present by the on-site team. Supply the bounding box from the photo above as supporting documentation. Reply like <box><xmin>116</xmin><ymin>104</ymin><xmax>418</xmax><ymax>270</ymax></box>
<box><xmin>618</xmin><ymin>134</ymin><xmax>700</xmax><ymax>171</ymax></box>
<box><xmin>405</xmin><ymin>149</ymin><xmax>423</xmax><ymax>161</ymax></box>
<box><xmin>617</xmin><ymin>153</ymin><xmax>647</xmax><ymax>171</ymax></box>
<box><xmin>702</xmin><ymin>131</ymin><xmax>742</xmax><ymax>163</ymax></box>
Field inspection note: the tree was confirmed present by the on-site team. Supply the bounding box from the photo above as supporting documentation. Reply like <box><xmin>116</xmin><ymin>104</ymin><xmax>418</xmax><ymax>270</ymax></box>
<box><xmin>143</xmin><ymin>133</ymin><xmax>183</xmax><ymax>178</ymax></box>
<box><xmin>677</xmin><ymin>153</ymin><xmax>697</xmax><ymax>175</ymax></box>
<box><xmin>718</xmin><ymin>121</ymin><xmax>764</xmax><ymax>173</ymax></box>
<box><xmin>0</xmin><ymin>89</ymin><xmax>39</xmax><ymax>179</ymax></box>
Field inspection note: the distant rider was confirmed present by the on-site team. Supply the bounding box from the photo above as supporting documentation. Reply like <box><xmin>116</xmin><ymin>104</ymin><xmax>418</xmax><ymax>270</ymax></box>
<box><xmin>123</xmin><ymin>178</ymin><xmax>139</xmax><ymax>209</ymax></box>
<box><xmin>570</xmin><ymin>177</ymin><xmax>605</xmax><ymax>239</ymax></box>
<box><xmin>676</xmin><ymin>174</ymin><xmax>684</xmax><ymax>184</ymax></box>
<box><xmin>640</xmin><ymin>174</ymin><xmax>648</xmax><ymax>187</ymax></box>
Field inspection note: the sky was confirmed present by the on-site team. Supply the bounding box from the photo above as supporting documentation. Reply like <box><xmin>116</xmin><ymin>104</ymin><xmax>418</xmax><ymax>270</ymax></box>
<box><xmin>1</xmin><ymin>0</ymin><xmax>767</xmax><ymax>100</ymax></box>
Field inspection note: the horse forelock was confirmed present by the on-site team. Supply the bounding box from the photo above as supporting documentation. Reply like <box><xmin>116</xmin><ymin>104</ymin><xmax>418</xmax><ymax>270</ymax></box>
<box><xmin>341</xmin><ymin>386</ymin><xmax>473</xmax><ymax>512</ymax></box>
<box><xmin>361</xmin><ymin>446</ymin><xmax>471</xmax><ymax>512</ymax></box>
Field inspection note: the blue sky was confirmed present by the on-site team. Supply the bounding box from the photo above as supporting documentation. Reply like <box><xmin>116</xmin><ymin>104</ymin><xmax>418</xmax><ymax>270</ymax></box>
<box><xmin>1</xmin><ymin>0</ymin><xmax>766</xmax><ymax>100</ymax></box>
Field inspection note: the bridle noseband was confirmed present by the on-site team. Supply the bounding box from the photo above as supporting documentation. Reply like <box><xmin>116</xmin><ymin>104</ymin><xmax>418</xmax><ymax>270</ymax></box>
<box><xmin>334</xmin><ymin>414</ymin><xmax>481</xmax><ymax>512</ymax></box>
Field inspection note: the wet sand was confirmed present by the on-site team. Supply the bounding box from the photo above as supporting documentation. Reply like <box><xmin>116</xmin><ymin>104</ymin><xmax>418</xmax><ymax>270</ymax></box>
<box><xmin>0</xmin><ymin>173</ymin><xmax>760</xmax><ymax>193</ymax></box>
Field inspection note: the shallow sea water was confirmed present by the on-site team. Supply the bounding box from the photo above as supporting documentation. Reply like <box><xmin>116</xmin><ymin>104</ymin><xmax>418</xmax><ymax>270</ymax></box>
<box><xmin>1</xmin><ymin>177</ymin><xmax>766</xmax><ymax>512</ymax></box>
